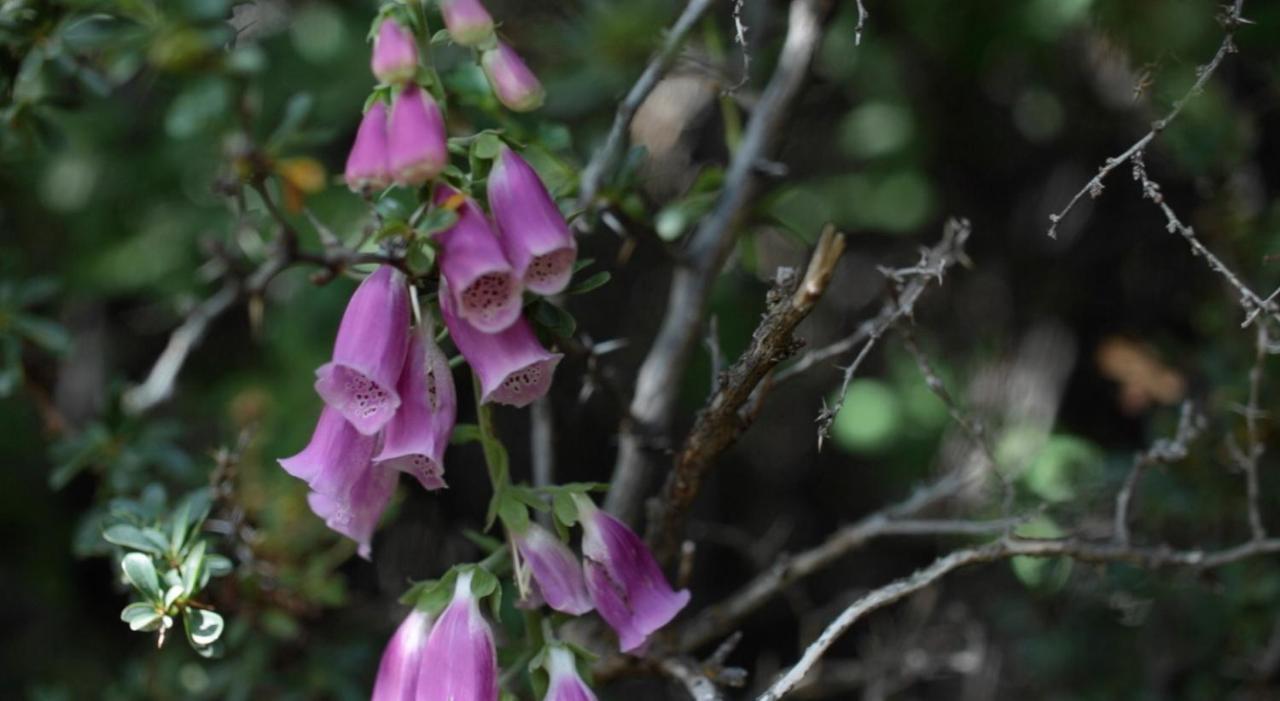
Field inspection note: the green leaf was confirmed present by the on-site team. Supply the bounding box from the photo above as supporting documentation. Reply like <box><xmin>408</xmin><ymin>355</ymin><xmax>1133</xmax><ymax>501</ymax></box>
<box><xmin>472</xmin><ymin>131</ymin><xmax>503</xmax><ymax>160</ymax></box>
<box><xmin>417</xmin><ymin>207</ymin><xmax>458</xmax><ymax>237</ymax></box>
<box><xmin>268</xmin><ymin>92</ymin><xmax>314</xmax><ymax>148</ymax></box>
<box><xmin>552</xmin><ymin>492</ymin><xmax>578</xmax><ymax>528</ymax></box>
<box><xmin>120</xmin><ymin>601</ymin><xmax>158</xmax><ymax>626</ymax></box>
<box><xmin>183</xmin><ymin>608</ymin><xmax>224</xmax><ymax>647</ymax></box>
<box><xmin>126</xmin><ymin>609</ymin><xmax>165</xmax><ymax>632</ymax></box>
<box><xmin>430</xmin><ymin>28</ymin><xmax>452</xmax><ymax>44</ymax></box>
<box><xmin>531</xmin><ymin>300</ymin><xmax>576</xmax><ymax>338</ymax></box>
<box><xmin>163</xmin><ymin>584</ymin><xmax>184</xmax><ymax>610</ymax></box>
<box><xmin>450</xmin><ymin>423</ymin><xmax>482</xmax><ymax>444</ymax></box>
<box><xmin>103</xmin><ymin>524</ymin><xmax>165</xmax><ymax>554</ymax></box>
<box><xmin>13</xmin><ymin>314</ymin><xmax>70</xmax><ymax>354</ymax></box>
<box><xmin>498</xmin><ymin>495</ymin><xmax>530</xmax><ymax>533</ymax></box>
<box><xmin>568</xmin><ymin>271</ymin><xmax>611</xmax><ymax>296</ymax></box>
<box><xmin>121</xmin><ymin>553</ymin><xmax>162</xmax><ymax>602</ymax></box>
<box><xmin>171</xmin><ymin>487</ymin><xmax>212</xmax><ymax>552</ymax></box>
<box><xmin>181</xmin><ymin>540</ymin><xmax>206</xmax><ymax>596</ymax></box>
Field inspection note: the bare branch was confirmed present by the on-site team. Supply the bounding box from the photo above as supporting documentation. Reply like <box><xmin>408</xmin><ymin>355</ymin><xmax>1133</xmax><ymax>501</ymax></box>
<box><xmin>659</xmin><ymin>657</ymin><xmax>727</xmax><ymax>701</ymax></box>
<box><xmin>801</xmin><ymin>219</ymin><xmax>971</xmax><ymax>445</ymax></box>
<box><xmin>607</xmin><ymin>0</ymin><xmax>828</xmax><ymax>524</ymax></box>
<box><xmin>644</xmin><ymin>226</ymin><xmax>847</xmax><ymax>562</ymax></box>
<box><xmin>1113</xmin><ymin>401</ymin><xmax>1204</xmax><ymax>545</ymax></box>
<box><xmin>1047</xmin><ymin>0</ymin><xmax>1249</xmax><ymax>239</ymax></box>
<box><xmin>757</xmin><ymin>534</ymin><xmax>1280</xmax><ymax>701</ymax></box>
<box><xmin>575</xmin><ymin>0</ymin><xmax>716</xmax><ymax>226</ymax></box>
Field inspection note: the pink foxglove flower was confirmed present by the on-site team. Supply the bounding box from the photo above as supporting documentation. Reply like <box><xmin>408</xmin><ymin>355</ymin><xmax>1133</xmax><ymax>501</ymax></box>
<box><xmin>388</xmin><ymin>84</ymin><xmax>448</xmax><ymax>187</ymax></box>
<box><xmin>573</xmin><ymin>495</ymin><xmax>691</xmax><ymax>653</ymax></box>
<box><xmin>543</xmin><ymin>647</ymin><xmax>597</xmax><ymax>701</ymax></box>
<box><xmin>372</xmin><ymin>609</ymin><xmax>433</xmax><ymax>701</ymax></box>
<box><xmin>375</xmin><ymin>323</ymin><xmax>456</xmax><ymax>491</ymax></box>
<box><xmin>439</xmin><ymin>0</ymin><xmax>494</xmax><ymax>47</ymax></box>
<box><xmin>513</xmin><ymin>522</ymin><xmax>593</xmax><ymax>615</ymax></box>
<box><xmin>488</xmin><ymin>146</ymin><xmax>577</xmax><ymax>295</ymax></box>
<box><xmin>481</xmin><ymin>42</ymin><xmax>544</xmax><ymax>112</ymax></box>
<box><xmin>434</xmin><ymin>185</ymin><xmax>522</xmax><ymax>333</ymax></box>
<box><xmin>440</xmin><ymin>283</ymin><xmax>562</xmax><ymax>408</ymax></box>
<box><xmin>417</xmin><ymin>571</ymin><xmax>498</xmax><ymax>701</ymax></box>
<box><xmin>306</xmin><ymin>460</ymin><xmax>396</xmax><ymax>560</ymax></box>
<box><xmin>345</xmin><ymin>102</ymin><xmax>392</xmax><ymax>193</ymax></box>
<box><xmin>278</xmin><ymin>405</ymin><xmax>379</xmax><ymax>497</ymax></box>
<box><xmin>371</xmin><ymin>18</ymin><xmax>419</xmax><ymax>85</ymax></box>
<box><xmin>314</xmin><ymin>265</ymin><xmax>410</xmax><ymax>435</ymax></box>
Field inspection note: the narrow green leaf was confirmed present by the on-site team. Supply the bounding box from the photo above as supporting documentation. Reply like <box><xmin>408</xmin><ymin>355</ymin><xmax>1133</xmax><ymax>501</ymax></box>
<box><xmin>103</xmin><ymin>524</ymin><xmax>165</xmax><ymax>554</ymax></box>
<box><xmin>568</xmin><ymin>271</ymin><xmax>611</xmax><ymax>296</ymax></box>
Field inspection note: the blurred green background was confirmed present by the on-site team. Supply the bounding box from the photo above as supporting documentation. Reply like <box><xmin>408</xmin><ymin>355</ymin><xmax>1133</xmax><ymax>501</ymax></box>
<box><xmin>4</xmin><ymin>0</ymin><xmax>1280</xmax><ymax>698</ymax></box>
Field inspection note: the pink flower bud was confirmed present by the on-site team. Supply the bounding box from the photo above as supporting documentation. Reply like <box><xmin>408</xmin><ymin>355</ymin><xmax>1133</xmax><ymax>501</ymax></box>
<box><xmin>513</xmin><ymin>522</ymin><xmax>593</xmax><ymax>615</ymax></box>
<box><xmin>372</xmin><ymin>609</ymin><xmax>433</xmax><ymax>701</ymax></box>
<box><xmin>345</xmin><ymin>102</ymin><xmax>392</xmax><ymax>193</ymax></box>
<box><xmin>375</xmin><ymin>323</ymin><xmax>456</xmax><ymax>491</ymax></box>
<box><xmin>314</xmin><ymin>265</ymin><xmax>410</xmax><ymax>435</ymax></box>
<box><xmin>433</xmin><ymin>185</ymin><xmax>523</xmax><ymax>333</ymax></box>
<box><xmin>574</xmin><ymin>495</ymin><xmax>691</xmax><ymax>653</ymax></box>
<box><xmin>439</xmin><ymin>0</ymin><xmax>495</xmax><ymax>47</ymax></box>
<box><xmin>417</xmin><ymin>571</ymin><xmax>499</xmax><ymax>701</ymax></box>
<box><xmin>388</xmin><ymin>84</ymin><xmax>448</xmax><ymax>187</ymax></box>
<box><xmin>440</xmin><ymin>283</ymin><xmax>562</xmax><ymax>408</ymax></box>
<box><xmin>481</xmin><ymin>42</ymin><xmax>544</xmax><ymax>112</ymax></box>
<box><xmin>371</xmin><ymin>18</ymin><xmax>419</xmax><ymax>84</ymax></box>
<box><xmin>543</xmin><ymin>647</ymin><xmax>598</xmax><ymax>701</ymax></box>
<box><xmin>488</xmin><ymin>146</ymin><xmax>577</xmax><ymax>294</ymax></box>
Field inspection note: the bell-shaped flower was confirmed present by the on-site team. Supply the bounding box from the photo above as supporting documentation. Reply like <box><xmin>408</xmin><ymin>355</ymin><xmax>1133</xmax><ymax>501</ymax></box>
<box><xmin>306</xmin><ymin>461</ymin><xmax>397</xmax><ymax>560</ymax></box>
<box><xmin>573</xmin><ymin>495</ymin><xmax>691</xmax><ymax>653</ymax></box>
<box><xmin>433</xmin><ymin>185</ymin><xmax>522</xmax><ymax>333</ymax></box>
<box><xmin>345</xmin><ymin>102</ymin><xmax>392</xmax><ymax>193</ymax></box>
<box><xmin>440</xmin><ymin>284</ymin><xmax>562</xmax><ymax>408</ymax></box>
<box><xmin>314</xmin><ymin>265</ymin><xmax>410</xmax><ymax>435</ymax></box>
<box><xmin>542</xmin><ymin>647</ymin><xmax>597</xmax><ymax>701</ymax></box>
<box><xmin>278</xmin><ymin>405</ymin><xmax>380</xmax><ymax>498</ymax></box>
<box><xmin>488</xmin><ymin>147</ymin><xmax>577</xmax><ymax>295</ymax></box>
<box><xmin>481</xmin><ymin>42</ymin><xmax>544</xmax><ymax>112</ymax></box>
<box><xmin>388</xmin><ymin>84</ymin><xmax>448</xmax><ymax>187</ymax></box>
<box><xmin>372</xmin><ymin>609</ymin><xmax>433</xmax><ymax>701</ymax></box>
<box><xmin>513</xmin><ymin>522</ymin><xmax>593</xmax><ymax>616</ymax></box>
<box><xmin>375</xmin><ymin>322</ymin><xmax>456</xmax><ymax>491</ymax></box>
<box><xmin>371</xmin><ymin>18</ymin><xmax>418</xmax><ymax>85</ymax></box>
<box><xmin>417</xmin><ymin>571</ymin><xmax>498</xmax><ymax>701</ymax></box>
<box><xmin>439</xmin><ymin>0</ymin><xmax>494</xmax><ymax>46</ymax></box>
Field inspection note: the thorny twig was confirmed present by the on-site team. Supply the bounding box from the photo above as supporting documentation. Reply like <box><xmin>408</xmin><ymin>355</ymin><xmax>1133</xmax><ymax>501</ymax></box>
<box><xmin>804</xmin><ymin>218</ymin><xmax>972</xmax><ymax>447</ymax></box>
<box><xmin>756</xmin><ymin>534</ymin><xmax>1280</xmax><ymax>701</ymax></box>
<box><xmin>606</xmin><ymin>0</ymin><xmax>828</xmax><ymax>524</ymax></box>
<box><xmin>1229</xmin><ymin>322</ymin><xmax>1271</xmax><ymax>540</ymax></box>
<box><xmin>575</xmin><ymin>0</ymin><xmax>716</xmax><ymax>227</ymax></box>
<box><xmin>1113</xmin><ymin>401</ymin><xmax>1204</xmax><ymax>546</ymax></box>
<box><xmin>644</xmin><ymin>225</ymin><xmax>846</xmax><ymax>564</ymax></box>
<box><xmin>1047</xmin><ymin>0</ymin><xmax>1249</xmax><ymax>238</ymax></box>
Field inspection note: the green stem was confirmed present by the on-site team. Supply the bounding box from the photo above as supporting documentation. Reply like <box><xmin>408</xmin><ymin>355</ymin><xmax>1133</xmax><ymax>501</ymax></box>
<box><xmin>472</xmin><ymin>372</ymin><xmax>508</xmax><ymax>492</ymax></box>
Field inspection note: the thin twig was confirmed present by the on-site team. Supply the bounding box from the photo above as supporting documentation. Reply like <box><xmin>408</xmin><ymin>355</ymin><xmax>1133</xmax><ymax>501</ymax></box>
<box><xmin>1046</xmin><ymin>0</ymin><xmax>1249</xmax><ymax>239</ymax></box>
<box><xmin>606</xmin><ymin>0</ymin><xmax>828</xmax><ymax>524</ymax></box>
<box><xmin>575</xmin><ymin>0</ymin><xmax>716</xmax><ymax>227</ymax></box>
<box><xmin>757</xmin><ymin>534</ymin><xmax>1280</xmax><ymax>701</ymax></box>
<box><xmin>1113</xmin><ymin>401</ymin><xmax>1203</xmax><ymax>545</ymax></box>
<box><xmin>806</xmin><ymin>219</ymin><xmax>971</xmax><ymax>446</ymax></box>
<box><xmin>659</xmin><ymin>657</ymin><xmax>727</xmax><ymax>701</ymax></box>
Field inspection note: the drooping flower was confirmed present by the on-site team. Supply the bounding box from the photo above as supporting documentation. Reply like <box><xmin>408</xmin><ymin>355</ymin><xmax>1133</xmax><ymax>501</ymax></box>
<box><xmin>417</xmin><ymin>571</ymin><xmax>498</xmax><ymax>701</ymax></box>
<box><xmin>440</xmin><ymin>283</ymin><xmax>562</xmax><ymax>408</ymax></box>
<box><xmin>573</xmin><ymin>495</ymin><xmax>691</xmax><ymax>653</ymax></box>
<box><xmin>512</xmin><ymin>522</ymin><xmax>593</xmax><ymax>616</ymax></box>
<box><xmin>372</xmin><ymin>610</ymin><xmax>433</xmax><ymax>701</ymax></box>
<box><xmin>388</xmin><ymin>84</ymin><xmax>448</xmax><ymax>187</ymax></box>
<box><xmin>481</xmin><ymin>42</ymin><xmax>544</xmax><ymax>112</ymax></box>
<box><xmin>306</xmin><ymin>460</ymin><xmax>397</xmax><ymax>559</ymax></box>
<box><xmin>439</xmin><ymin>0</ymin><xmax>494</xmax><ymax>47</ymax></box>
<box><xmin>487</xmin><ymin>146</ymin><xmax>577</xmax><ymax>295</ymax></box>
<box><xmin>314</xmin><ymin>265</ymin><xmax>410</xmax><ymax>435</ymax></box>
<box><xmin>433</xmin><ymin>185</ymin><xmax>522</xmax><ymax>333</ymax></box>
<box><xmin>542</xmin><ymin>646</ymin><xmax>597</xmax><ymax>701</ymax></box>
<box><xmin>375</xmin><ymin>322</ymin><xmax>456</xmax><ymax>491</ymax></box>
<box><xmin>278</xmin><ymin>405</ymin><xmax>380</xmax><ymax>498</ymax></box>
<box><xmin>371</xmin><ymin>18</ymin><xmax>419</xmax><ymax>85</ymax></box>
<box><xmin>345</xmin><ymin>102</ymin><xmax>392</xmax><ymax>193</ymax></box>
